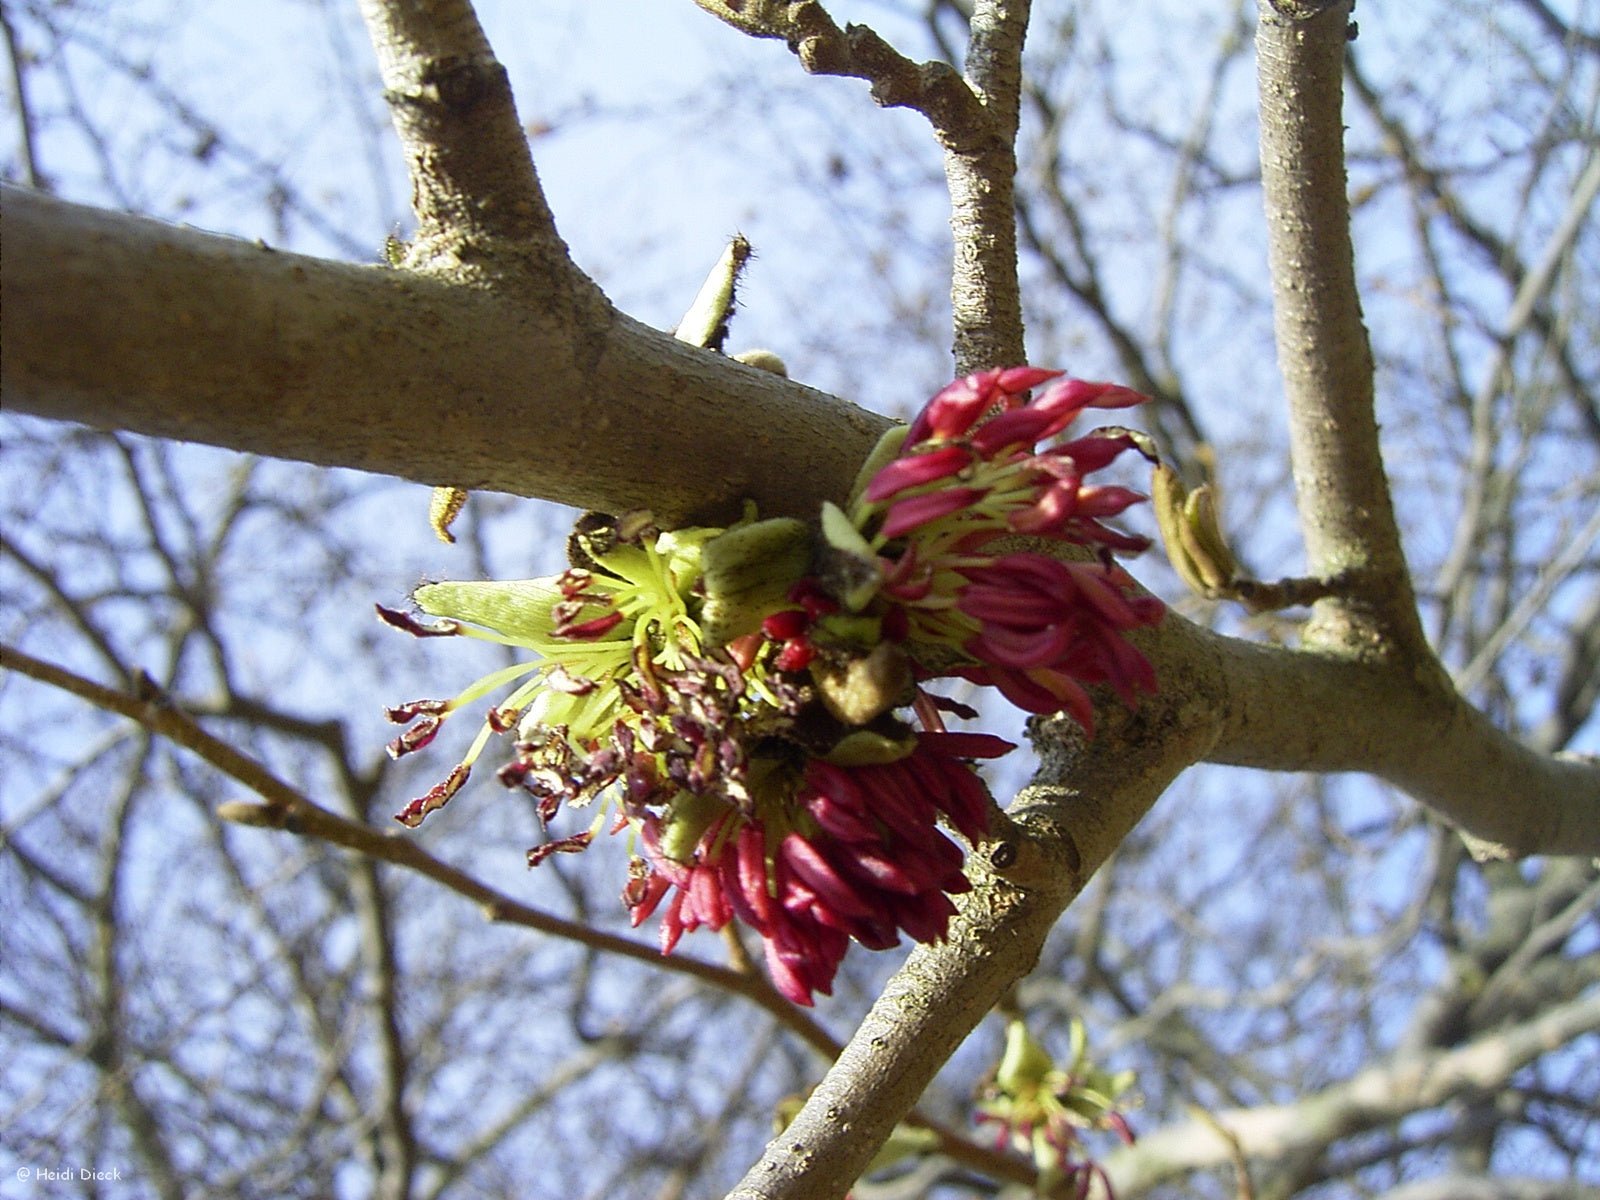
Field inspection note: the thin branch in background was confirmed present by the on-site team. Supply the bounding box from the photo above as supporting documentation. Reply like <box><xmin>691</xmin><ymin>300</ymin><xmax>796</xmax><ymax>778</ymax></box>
<box><xmin>1</xmin><ymin>641</ymin><xmax>1043</xmax><ymax>1192</ymax></box>
<box><xmin>1105</xmin><ymin>988</ymin><xmax>1600</xmax><ymax>1196</ymax></box>
<box><xmin>1453</xmin><ymin>503</ymin><xmax>1600</xmax><ymax>696</ymax></box>
<box><xmin>1508</xmin><ymin>0</ymin><xmax>1600</xmax><ymax>56</ymax></box>
<box><xmin>1433</xmin><ymin>149</ymin><xmax>1600</xmax><ymax>620</ymax></box>
<box><xmin>0</xmin><ymin>2</ymin><xmax>41</xmax><ymax>189</ymax></box>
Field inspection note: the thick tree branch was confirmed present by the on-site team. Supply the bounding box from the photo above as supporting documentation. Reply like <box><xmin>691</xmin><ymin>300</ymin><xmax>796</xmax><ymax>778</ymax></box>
<box><xmin>0</xmin><ymin>187</ymin><xmax>884</xmax><ymax>527</ymax></box>
<box><xmin>1256</xmin><ymin>1</ymin><xmax>1428</xmax><ymax>654</ymax></box>
<box><xmin>1103</xmin><ymin>989</ymin><xmax>1600</xmax><ymax>1196</ymax></box>
<box><xmin>1181</xmin><ymin>623</ymin><xmax>1600</xmax><ymax>857</ymax></box>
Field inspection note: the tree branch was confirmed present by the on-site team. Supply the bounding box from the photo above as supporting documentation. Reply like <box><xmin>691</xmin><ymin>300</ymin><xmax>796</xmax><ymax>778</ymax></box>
<box><xmin>945</xmin><ymin>0</ymin><xmax>1031</xmax><ymax>373</ymax></box>
<box><xmin>1184</xmin><ymin>620</ymin><xmax>1599</xmax><ymax>856</ymax></box>
<box><xmin>1378</xmin><ymin>1178</ymin><xmax>1600</xmax><ymax>1200</ymax></box>
<box><xmin>0</xmin><ymin>186</ymin><xmax>884</xmax><ymax>527</ymax></box>
<box><xmin>356</xmin><ymin>0</ymin><xmax>561</xmax><ymax>274</ymax></box>
<box><xmin>1104</xmin><ymin>988</ymin><xmax>1600</xmax><ymax>1197</ymax></box>
<box><xmin>1256</xmin><ymin>1</ymin><xmax>1427</xmax><ymax>654</ymax></box>
<box><xmin>0</xmin><ymin>643</ymin><xmax>843</xmax><ymax>1060</ymax></box>
<box><xmin>0</xmin><ymin>641</ymin><xmax>1048</xmax><ymax>1192</ymax></box>
<box><xmin>691</xmin><ymin>1</ymin><xmax>989</xmax><ymax>150</ymax></box>
<box><xmin>728</xmin><ymin>696</ymin><xmax>1216</xmax><ymax>1200</ymax></box>
<box><xmin>693</xmin><ymin>0</ymin><xmax>1027</xmax><ymax>371</ymax></box>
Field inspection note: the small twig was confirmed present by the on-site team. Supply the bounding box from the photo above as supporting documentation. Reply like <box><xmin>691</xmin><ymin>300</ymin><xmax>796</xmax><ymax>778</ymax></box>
<box><xmin>1225</xmin><ymin>571</ymin><xmax>1366</xmax><ymax>614</ymax></box>
<box><xmin>0</xmin><ymin>5</ymin><xmax>43</xmax><ymax>190</ymax></box>
<box><xmin>1187</xmin><ymin>1105</ymin><xmax>1256</xmax><ymax>1200</ymax></box>
<box><xmin>693</xmin><ymin>0</ymin><xmax>991</xmax><ymax>151</ymax></box>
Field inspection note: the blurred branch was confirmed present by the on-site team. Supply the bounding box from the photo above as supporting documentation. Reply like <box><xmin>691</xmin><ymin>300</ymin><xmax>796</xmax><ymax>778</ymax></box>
<box><xmin>1454</xmin><ymin>503</ymin><xmax>1600</xmax><ymax>696</ymax></box>
<box><xmin>416</xmin><ymin>1032</ymin><xmax>641</xmax><ymax>1200</ymax></box>
<box><xmin>0</xmin><ymin>529</ymin><xmax>128</xmax><ymax>679</ymax></box>
<box><xmin>350</xmin><ymin>828</ymin><xmax>418</xmax><ymax>1200</ymax></box>
<box><xmin>1378</xmin><ymin>1179</ymin><xmax>1600</xmax><ymax>1200</ymax></box>
<box><xmin>1434</xmin><ymin>148</ymin><xmax>1600</xmax><ymax>610</ymax></box>
<box><xmin>1345</xmin><ymin>52</ymin><xmax>1600</xmax><ymax>452</ymax></box>
<box><xmin>1104</xmin><ymin>988</ymin><xmax>1600</xmax><ymax>1197</ymax></box>
<box><xmin>1532</xmin><ymin>586</ymin><xmax>1600</xmax><ymax>754</ymax></box>
<box><xmin>1507</xmin><ymin>0</ymin><xmax>1600</xmax><ymax>56</ymax></box>
<box><xmin>0</xmin><ymin>5</ymin><xmax>41</xmax><ymax>190</ymax></box>
<box><xmin>2</xmin><ymin>640</ymin><xmax>1047</xmax><ymax>1195</ymax></box>
<box><xmin>1256</xmin><ymin>0</ymin><xmax>1428</xmax><ymax>653</ymax></box>
<box><xmin>36</xmin><ymin>18</ymin><xmax>372</xmax><ymax>259</ymax></box>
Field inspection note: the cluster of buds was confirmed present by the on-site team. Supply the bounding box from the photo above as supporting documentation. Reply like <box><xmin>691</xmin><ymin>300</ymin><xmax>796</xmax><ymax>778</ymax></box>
<box><xmin>975</xmin><ymin>1018</ymin><xmax>1137</xmax><ymax>1196</ymax></box>
<box><xmin>380</xmin><ymin>368</ymin><xmax>1164</xmax><ymax>1003</ymax></box>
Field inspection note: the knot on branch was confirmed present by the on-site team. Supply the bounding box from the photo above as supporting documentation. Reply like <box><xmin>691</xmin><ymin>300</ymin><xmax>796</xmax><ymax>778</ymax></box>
<box><xmin>418</xmin><ymin>56</ymin><xmax>502</xmax><ymax>114</ymax></box>
<box><xmin>975</xmin><ymin>807</ymin><xmax>1084</xmax><ymax>896</ymax></box>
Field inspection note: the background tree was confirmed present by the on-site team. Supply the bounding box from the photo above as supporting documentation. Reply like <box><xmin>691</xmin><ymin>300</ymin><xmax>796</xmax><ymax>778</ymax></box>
<box><xmin>2</xmin><ymin>2</ymin><xmax>1597</xmax><ymax>1199</ymax></box>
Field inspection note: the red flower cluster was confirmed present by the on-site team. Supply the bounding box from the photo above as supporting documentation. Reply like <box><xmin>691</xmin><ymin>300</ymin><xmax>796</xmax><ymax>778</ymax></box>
<box><xmin>852</xmin><ymin>368</ymin><xmax>1165</xmax><ymax>733</ymax></box>
<box><xmin>625</xmin><ymin>732</ymin><xmax>1008</xmax><ymax>1005</ymax></box>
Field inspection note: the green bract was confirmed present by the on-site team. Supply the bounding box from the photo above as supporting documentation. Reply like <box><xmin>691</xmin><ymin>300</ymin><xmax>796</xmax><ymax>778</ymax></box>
<box><xmin>415</xmin><ymin>579</ymin><xmax>567</xmax><ymax>644</ymax></box>
<box><xmin>699</xmin><ymin>516</ymin><xmax>813</xmax><ymax>645</ymax></box>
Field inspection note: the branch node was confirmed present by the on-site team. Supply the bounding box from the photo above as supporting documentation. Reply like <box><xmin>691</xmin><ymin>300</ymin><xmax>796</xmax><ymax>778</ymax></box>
<box><xmin>217</xmin><ymin>800</ymin><xmax>292</xmax><ymax>830</ymax></box>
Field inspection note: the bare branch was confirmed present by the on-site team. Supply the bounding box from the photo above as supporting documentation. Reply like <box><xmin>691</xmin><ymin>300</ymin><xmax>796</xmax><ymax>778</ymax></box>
<box><xmin>2</xmin><ymin>639</ymin><xmax>1043</xmax><ymax>1192</ymax></box>
<box><xmin>356</xmin><ymin>0</ymin><xmax>561</xmax><ymax>274</ymax></box>
<box><xmin>1186</xmin><ymin>620</ymin><xmax>1600</xmax><ymax>857</ymax></box>
<box><xmin>0</xmin><ymin>5</ymin><xmax>42</xmax><ymax>190</ymax></box>
<box><xmin>694</xmin><ymin>0</ymin><xmax>1027</xmax><ymax>371</ymax></box>
<box><xmin>1105</xmin><ymin>989</ymin><xmax>1600</xmax><ymax>1197</ymax></box>
<box><xmin>692</xmin><ymin>1</ymin><xmax>988</xmax><ymax>149</ymax></box>
<box><xmin>1378</xmin><ymin>1178</ymin><xmax>1600</xmax><ymax>1200</ymax></box>
<box><xmin>1256</xmin><ymin>0</ymin><xmax>1427</xmax><ymax>652</ymax></box>
<box><xmin>0</xmin><ymin>186</ymin><xmax>885</xmax><ymax>527</ymax></box>
<box><xmin>945</xmin><ymin>0</ymin><xmax>1031</xmax><ymax>372</ymax></box>
<box><xmin>1507</xmin><ymin>0</ymin><xmax>1600</xmax><ymax>56</ymax></box>
<box><xmin>726</xmin><ymin>696</ymin><xmax>1218</xmax><ymax>1200</ymax></box>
